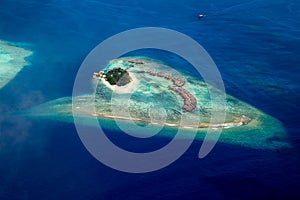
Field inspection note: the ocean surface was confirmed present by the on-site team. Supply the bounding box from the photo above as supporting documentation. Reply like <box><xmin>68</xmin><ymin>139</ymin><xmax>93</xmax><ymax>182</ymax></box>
<box><xmin>0</xmin><ymin>0</ymin><xmax>299</xmax><ymax>199</ymax></box>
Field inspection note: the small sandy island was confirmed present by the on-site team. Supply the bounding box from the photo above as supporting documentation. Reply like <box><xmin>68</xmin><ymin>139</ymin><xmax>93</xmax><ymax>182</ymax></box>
<box><xmin>96</xmin><ymin>71</ymin><xmax>139</xmax><ymax>94</ymax></box>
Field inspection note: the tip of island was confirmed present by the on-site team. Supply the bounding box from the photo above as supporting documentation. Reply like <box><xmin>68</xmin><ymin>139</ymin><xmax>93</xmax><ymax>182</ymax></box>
<box><xmin>0</xmin><ymin>40</ymin><xmax>32</xmax><ymax>89</ymax></box>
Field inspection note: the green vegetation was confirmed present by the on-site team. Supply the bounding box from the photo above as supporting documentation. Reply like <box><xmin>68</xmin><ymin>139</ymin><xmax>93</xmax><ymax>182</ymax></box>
<box><xmin>104</xmin><ymin>67</ymin><xmax>132</xmax><ymax>86</ymax></box>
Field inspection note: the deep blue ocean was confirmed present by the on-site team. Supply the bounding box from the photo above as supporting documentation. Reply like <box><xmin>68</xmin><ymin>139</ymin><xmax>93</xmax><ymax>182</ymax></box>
<box><xmin>0</xmin><ymin>0</ymin><xmax>300</xmax><ymax>199</ymax></box>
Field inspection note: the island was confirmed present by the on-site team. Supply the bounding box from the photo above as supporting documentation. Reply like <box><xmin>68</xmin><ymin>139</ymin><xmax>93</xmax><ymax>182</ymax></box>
<box><xmin>23</xmin><ymin>57</ymin><xmax>291</xmax><ymax>150</ymax></box>
<box><xmin>94</xmin><ymin>67</ymin><xmax>132</xmax><ymax>86</ymax></box>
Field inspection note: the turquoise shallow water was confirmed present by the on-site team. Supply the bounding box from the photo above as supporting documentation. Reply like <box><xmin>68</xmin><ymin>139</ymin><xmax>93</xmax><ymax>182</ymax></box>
<box><xmin>0</xmin><ymin>0</ymin><xmax>300</xmax><ymax>199</ymax></box>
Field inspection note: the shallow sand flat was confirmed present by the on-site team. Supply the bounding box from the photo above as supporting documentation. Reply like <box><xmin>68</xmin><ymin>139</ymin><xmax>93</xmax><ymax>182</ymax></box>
<box><xmin>22</xmin><ymin>57</ymin><xmax>291</xmax><ymax>150</ymax></box>
<box><xmin>21</xmin><ymin>94</ymin><xmax>291</xmax><ymax>150</ymax></box>
<box><xmin>0</xmin><ymin>40</ymin><xmax>32</xmax><ymax>89</ymax></box>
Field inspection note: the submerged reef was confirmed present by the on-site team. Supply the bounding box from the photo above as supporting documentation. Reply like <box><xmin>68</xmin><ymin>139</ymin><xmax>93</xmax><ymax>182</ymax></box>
<box><xmin>23</xmin><ymin>57</ymin><xmax>291</xmax><ymax>150</ymax></box>
<box><xmin>0</xmin><ymin>40</ymin><xmax>32</xmax><ymax>89</ymax></box>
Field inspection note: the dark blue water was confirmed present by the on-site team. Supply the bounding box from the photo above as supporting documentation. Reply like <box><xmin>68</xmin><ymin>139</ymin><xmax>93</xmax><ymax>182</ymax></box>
<box><xmin>0</xmin><ymin>0</ymin><xmax>300</xmax><ymax>199</ymax></box>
